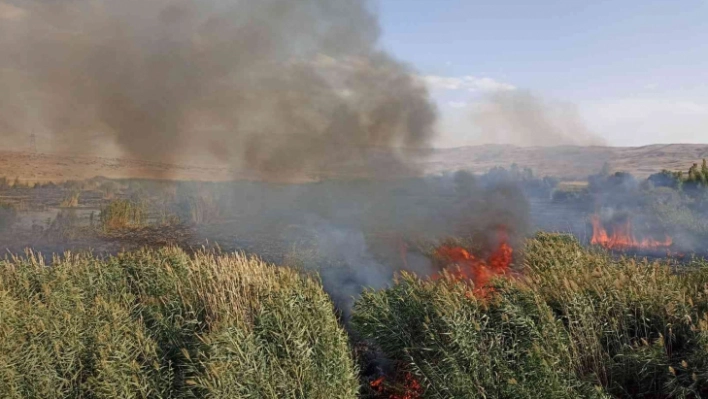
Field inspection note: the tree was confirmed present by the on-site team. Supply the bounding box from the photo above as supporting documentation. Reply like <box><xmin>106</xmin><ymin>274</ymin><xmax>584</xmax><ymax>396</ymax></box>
<box><xmin>688</xmin><ymin>163</ymin><xmax>699</xmax><ymax>182</ymax></box>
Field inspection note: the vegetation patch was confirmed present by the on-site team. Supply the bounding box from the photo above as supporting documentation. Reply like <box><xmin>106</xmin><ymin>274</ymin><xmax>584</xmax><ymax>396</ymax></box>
<box><xmin>0</xmin><ymin>247</ymin><xmax>358</xmax><ymax>399</ymax></box>
<box><xmin>100</xmin><ymin>199</ymin><xmax>148</xmax><ymax>231</ymax></box>
<box><xmin>353</xmin><ymin>233</ymin><xmax>708</xmax><ymax>398</ymax></box>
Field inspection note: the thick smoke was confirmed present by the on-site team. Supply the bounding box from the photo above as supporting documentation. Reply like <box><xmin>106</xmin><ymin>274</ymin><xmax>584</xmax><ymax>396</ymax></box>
<box><xmin>0</xmin><ymin>0</ymin><xmax>436</xmax><ymax>179</ymax></box>
<box><xmin>223</xmin><ymin>174</ymin><xmax>531</xmax><ymax>317</ymax></box>
<box><xmin>0</xmin><ymin>0</ymin><xmax>536</xmax><ymax>316</ymax></box>
<box><xmin>470</xmin><ymin>90</ymin><xmax>606</xmax><ymax>147</ymax></box>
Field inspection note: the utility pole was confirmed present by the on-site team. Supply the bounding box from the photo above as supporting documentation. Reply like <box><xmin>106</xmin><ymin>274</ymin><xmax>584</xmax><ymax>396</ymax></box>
<box><xmin>29</xmin><ymin>133</ymin><xmax>37</xmax><ymax>153</ymax></box>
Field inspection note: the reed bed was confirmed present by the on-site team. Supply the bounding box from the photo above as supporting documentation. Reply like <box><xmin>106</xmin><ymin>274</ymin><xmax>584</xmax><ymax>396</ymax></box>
<box><xmin>0</xmin><ymin>247</ymin><xmax>358</xmax><ymax>399</ymax></box>
<box><xmin>353</xmin><ymin>233</ymin><xmax>708</xmax><ymax>398</ymax></box>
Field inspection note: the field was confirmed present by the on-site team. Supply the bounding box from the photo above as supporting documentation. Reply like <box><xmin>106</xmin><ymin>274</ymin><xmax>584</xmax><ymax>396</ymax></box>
<box><xmin>3</xmin><ymin>0</ymin><xmax>704</xmax><ymax>396</ymax></box>
<box><xmin>0</xmin><ymin>247</ymin><xmax>359</xmax><ymax>398</ymax></box>
<box><xmin>3</xmin><ymin>234</ymin><xmax>708</xmax><ymax>398</ymax></box>
<box><xmin>3</xmin><ymin>156</ymin><xmax>708</xmax><ymax>398</ymax></box>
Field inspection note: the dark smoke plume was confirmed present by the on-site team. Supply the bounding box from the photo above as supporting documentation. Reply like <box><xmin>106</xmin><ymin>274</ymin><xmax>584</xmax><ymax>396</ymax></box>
<box><xmin>470</xmin><ymin>90</ymin><xmax>606</xmax><ymax>147</ymax></box>
<box><xmin>0</xmin><ymin>0</ymin><xmax>436</xmax><ymax>179</ymax></box>
<box><xmin>0</xmin><ymin>0</ymin><xmax>538</xmax><ymax>318</ymax></box>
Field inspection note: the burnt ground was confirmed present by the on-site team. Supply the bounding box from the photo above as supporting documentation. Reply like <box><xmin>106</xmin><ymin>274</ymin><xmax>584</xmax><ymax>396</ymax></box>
<box><xmin>2</xmin><ymin>197</ymin><xmax>703</xmax><ymax>268</ymax></box>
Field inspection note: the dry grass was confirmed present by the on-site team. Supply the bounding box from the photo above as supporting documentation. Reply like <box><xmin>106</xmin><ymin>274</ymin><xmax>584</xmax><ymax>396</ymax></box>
<box><xmin>59</xmin><ymin>191</ymin><xmax>80</xmax><ymax>208</ymax></box>
<box><xmin>100</xmin><ymin>199</ymin><xmax>147</xmax><ymax>231</ymax></box>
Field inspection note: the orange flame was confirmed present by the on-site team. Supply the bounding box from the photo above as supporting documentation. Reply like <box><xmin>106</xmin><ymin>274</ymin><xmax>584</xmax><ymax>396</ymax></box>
<box><xmin>377</xmin><ymin>230</ymin><xmax>513</xmax><ymax>398</ymax></box>
<box><xmin>591</xmin><ymin>216</ymin><xmax>672</xmax><ymax>250</ymax></box>
<box><xmin>432</xmin><ymin>229</ymin><xmax>513</xmax><ymax>298</ymax></box>
<box><xmin>371</xmin><ymin>373</ymin><xmax>422</xmax><ymax>399</ymax></box>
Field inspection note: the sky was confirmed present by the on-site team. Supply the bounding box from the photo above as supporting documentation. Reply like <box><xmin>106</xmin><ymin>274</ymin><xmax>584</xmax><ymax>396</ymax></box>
<box><xmin>376</xmin><ymin>0</ymin><xmax>708</xmax><ymax>148</ymax></box>
<box><xmin>1</xmin><ymin>0</ymin><xmax>706</xmax><ymax>151</ymax></box>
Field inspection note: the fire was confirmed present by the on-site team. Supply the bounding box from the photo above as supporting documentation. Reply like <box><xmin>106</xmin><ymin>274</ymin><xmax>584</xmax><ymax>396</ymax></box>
<box><xmin>371</xmin><ymin>372</ymin><xmax>422</xmax><ymax>399</ymax></box>
<box><xmin>373</xmin><ymin>229</ymin><xmax>512</xmax><ymax>398</ymax></box>
<box><xmin>433</xmin><ymin>229</ymin><xmax>513</xmax><ymax>298</ymax></box>
<box><xmin>373</xmin><ymin>231</ymin><xmax>513</xmax><ymax>398</ymax></box>
<box><xmin>590</xmin><ymin>215</ymin><xmax>672</xmax><ymax>250</ymax></box>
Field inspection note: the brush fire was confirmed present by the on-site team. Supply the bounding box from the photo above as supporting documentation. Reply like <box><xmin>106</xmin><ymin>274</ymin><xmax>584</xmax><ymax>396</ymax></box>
<box><xmin>370</xmin><ymin>372</ymin><xmax>423</xmax><ymax>399</ymax></box>
<box><xmin>2</xmin><ymin>0</ymin><xmax>708</xmax><ymax>396</ymax></box>
<box><xmin>371</xmin><ymin>229</ymin><xmax>515</xmax><ymax>398</ymax></box>
<box><xmin>590</xmin><ymin>215</ymin><xmax>673</xmax><ymax>251</ymax></box>
<box><xmin>433</xmin><ymin>229</ymin><xmax>514</xmax><ymax>297</ymax></box>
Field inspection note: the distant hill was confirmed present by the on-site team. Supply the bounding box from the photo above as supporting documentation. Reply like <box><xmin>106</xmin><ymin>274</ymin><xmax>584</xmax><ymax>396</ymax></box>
<box><xmin>416</xmin><ymin>144</ymin><xmax>708</xmax><ymax>180</ymax></box>
<box><xmin>2</xmin><ymin>144</ymin><xmax>707</xmax><ymax>183</ymax></box>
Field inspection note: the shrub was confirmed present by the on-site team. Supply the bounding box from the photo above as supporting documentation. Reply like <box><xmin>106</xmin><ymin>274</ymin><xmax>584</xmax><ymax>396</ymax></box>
<box><xmin>100</xmin><ymin>199</ymin><xmax>147</xmax><ymax>231</ymax></box>
<box><xmin>353</xmin><ymin>233</ymin><xmax>708</xmax><ymax>398</ymax></box>
<box><xmin>59</xmin><ymin>191</ymin><xmax>80</xmax><ymax>208</ymax></box>
<box><xmin>45</xmin><ymin>209</ymin><xmax>82</xmax><ymax>239</ymax></box>
<box><xmin>98</xmin><ymin>180</ymin><xmax>121</xmax><ymax>199</ymax></box>
<box><xmin>0</xmin><ymin>248</ymin><xmax>358</xmax><ymax>399</ymax></box>
<box><xmin>177</xmin><ymin>194</ymin><xmax>222</xmax><ymax>225</ymax></box>
<box><xmin>174</xmin><ymin>184</ymin><xmax>223</xmax><ymax>225</ymax></box>
<box><xmin>0</xmin><ymin>252</ymin><xmax>169</xmax><ymax>398</ymax></box>
<box><xmin>525</xmin><ymin>233</ymin><xmax>708</xmax><ymax>398</ymax></box>
<box><xmin>352</xmin><ymin>273</ymin><xmax>603</xmax><ymax>398</ymax></box>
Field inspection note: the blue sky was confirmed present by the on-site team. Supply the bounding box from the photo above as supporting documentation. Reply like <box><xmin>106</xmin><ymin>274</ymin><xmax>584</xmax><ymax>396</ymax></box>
<box><xmin>376</xmin><ymin>0</ymin><xmax>708</xmax><ymax>147</ymax></box>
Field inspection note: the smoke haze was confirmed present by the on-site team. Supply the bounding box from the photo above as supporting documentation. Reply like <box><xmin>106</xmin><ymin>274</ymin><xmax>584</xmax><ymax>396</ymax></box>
<box><xmin>0</xmin><ymin>0</ymin><xmax>436</xmax><ymax>179</ymax></box>
<box><xmin>0</xmin><ymin>0</ymin><xmax>535</xmax><ymax>315</ymax></box>
<box><xmin>470</xmin><ymin>90</ymin><xmax>606</xmax><ymax>147</ymax></box>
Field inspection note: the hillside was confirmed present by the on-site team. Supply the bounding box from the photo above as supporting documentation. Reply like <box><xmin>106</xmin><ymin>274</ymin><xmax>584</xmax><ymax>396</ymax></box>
<box><xmin>418</xmin><ymin>143</ymin><xmax>708</xmax><ymax>180</ymax></box>
<box><xmin>2</xmin><ymin>144</ymin><xmax>707</xmax><ymax>182</ymax></box>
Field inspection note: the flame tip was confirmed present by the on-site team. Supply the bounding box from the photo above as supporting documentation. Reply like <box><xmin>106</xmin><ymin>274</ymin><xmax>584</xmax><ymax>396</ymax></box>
<box><xmin>591</xmin><ymin>214</ymin><xmax>672</xmax><ymax>251</ymax></box>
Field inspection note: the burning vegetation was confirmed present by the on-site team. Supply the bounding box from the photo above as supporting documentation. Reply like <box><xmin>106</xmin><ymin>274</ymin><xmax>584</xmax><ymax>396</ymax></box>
<box><xmin>590</xmin><ymin>215</ymin><xmax>673</xmax><ymax>251</ymax></box>
<box><xmin>2</xmin><ymin>1</ymin><xmax>708</xmax><ymax>397</ymax></box>
<box><xmin>370</xmin><ymin>372</ymin><xmax>423</xmax><ymax>399</ymax></box>
<box><xmin>353</xmin><ymin>233</ymin><xmax>708</xmax><ymax>399</ymax></box>
<box><xmin>2</xmin><ymin>171</ymin><xmax>708</xmax><ymax>397</ymax></box>
<box><xmin>433</xmin><ymin>228</ymin><xmax>514</xmax><ymax>297</ymax></box>
<box><xmin>367</xmin><ymin>229</ymin><xmax>516</xmax><ymax>398</ymax></box>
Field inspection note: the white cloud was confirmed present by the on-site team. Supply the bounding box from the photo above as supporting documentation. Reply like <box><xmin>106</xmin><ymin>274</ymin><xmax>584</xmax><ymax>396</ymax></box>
<box><xmin>422</xmin><ymin>75</ymin><xmax>516</xmax><ymax>93</ymax></box>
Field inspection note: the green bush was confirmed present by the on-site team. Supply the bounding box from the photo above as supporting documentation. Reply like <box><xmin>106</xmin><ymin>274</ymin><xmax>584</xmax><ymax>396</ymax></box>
<box><xmin>353</xmin><ymin>233</ymin><xmax>708</xmax><ymax>398</ymax></box>
<box><xmin>0</xmin><ymin>248</ymin><xmax>358</xmax><ymax>399</ymax></box>
<box><xmin>526</xmin><ymin>233</ymin><xmax>708</xmax><ymax>398</ymax></box>
<box><xmin>6</xmin><ymin>233</ymin><xmax>708</xmax><ymax>398</ymax></box>
<box><xmin>352</xmin><ymin>273</ymin><xmax>603</xmax><ymax>398</ymax></box>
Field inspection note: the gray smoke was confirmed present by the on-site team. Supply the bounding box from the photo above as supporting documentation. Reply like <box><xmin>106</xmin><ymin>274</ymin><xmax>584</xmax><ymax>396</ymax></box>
<box><xmin>470</xmin><ymin>90</ymin><xmax>606</xmax><ymax>147</ymax></box>
<box><xmin>0</xmin><ymin>0</ymin><xmax>436</xmax><ymax>179</ymax></box>
<box><xmin>282</xmin><ymin>219</ymin><xmax>403</xmax><ymax>319</ymax></box>
<box><xmin>0</xmin><ymin>0</ymin><xmax>539</xmax><ymax>317</ymax></box>
<box><xmin>235</xmin><ymin>174</ymin><xmax>531</xmax><ymax>316</ymax></box>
